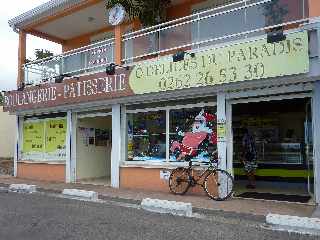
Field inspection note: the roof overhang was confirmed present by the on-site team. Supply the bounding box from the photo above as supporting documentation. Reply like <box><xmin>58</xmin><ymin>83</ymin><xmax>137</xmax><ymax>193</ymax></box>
<box><xmin>8</xmin><ymin>0</ymin><xmax>184</xmax><ymax>42</ymax></box>
<box><xmin>8</xmin><ymin>0</ymin><xmax>87</xmax><ymax>33</ymax></box>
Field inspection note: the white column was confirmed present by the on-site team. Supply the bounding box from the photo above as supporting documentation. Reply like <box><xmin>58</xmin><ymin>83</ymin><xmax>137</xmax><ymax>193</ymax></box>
<box><xmin>217</xmin><ymin>93</ymin><xmax>227</xmax><ymax>171</ymax></box>
<box><xmin>65</xmin><ymin>111</ymin><xmax>72</xmax><ymax>183</ymax></box>
<box><xmin>111</xmin><ymin>104</ymin><xmax>121</xmax><ymax>188</ymax></box>
<box><xmin>313</xmin><ymin>81</ymin><xmax>320</xmax><ymax>203</ymax></box>
<box><xmin>120</xmin><ymin>105</ymin><xmax>127</xmax><ymax>164</ymax></box>
<box><xmin>226</xmin><ymin>100</ymin><xmax>233</xmax><ymax>176</ymax></box>
<box><xmin>166</xmin><ymin>109</ymin><xmax>170</xmax><ymax>161</ymax></box>
<box><xmin>13</xmin><ymin>115</ymin><xmax>22</xmax><ymax>177</ymax></box>
<box><xmin>70</xmin><ymin>112</ymin><xmax>77</xmax><ymax>182</ymax></box>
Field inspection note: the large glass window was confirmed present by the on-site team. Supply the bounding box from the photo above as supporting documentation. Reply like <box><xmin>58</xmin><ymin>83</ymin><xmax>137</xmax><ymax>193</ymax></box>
<box><xmin>126</xmin><ymin>102</ymin><xmax>217</xmax><ymax>163</ymax></box>
<box><xmin>127</xmin><ymin>111</ymin><xmax>166</xmax><ymax>161</ymax></box>
<box><xmin>169</xmin><ymin>107</ymin><xmax>217</xmax><ymax>162</ymax></box>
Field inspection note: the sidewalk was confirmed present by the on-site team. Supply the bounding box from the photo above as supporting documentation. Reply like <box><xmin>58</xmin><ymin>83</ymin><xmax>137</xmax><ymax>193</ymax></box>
<box><xmin>0</xmin><ymin>175</ymin><xmax>315</xmax><ymax>218</ymax></box>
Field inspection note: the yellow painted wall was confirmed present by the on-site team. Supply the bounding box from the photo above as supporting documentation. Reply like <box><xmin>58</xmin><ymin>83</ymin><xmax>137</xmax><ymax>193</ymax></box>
<box><xmin>0</xmin><ymin>106</ymin><xmax>16</xmax><ymax>159</ymax></box>
<box><xmin>76</xmin><ymin>116</ymin><xmax>112</xmax><ymax>180</ymax></box>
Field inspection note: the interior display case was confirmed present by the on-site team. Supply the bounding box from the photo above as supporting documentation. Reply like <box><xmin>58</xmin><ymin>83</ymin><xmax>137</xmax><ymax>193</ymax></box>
<box><xmin>232</xmin><ymin>109</ymin><xmax>305</xmax><ymax>165</ymax></box>
<box><xmin>233</xmin><ymin>142</ymin><xmax>303</xmax><ymax>164</ymax></box>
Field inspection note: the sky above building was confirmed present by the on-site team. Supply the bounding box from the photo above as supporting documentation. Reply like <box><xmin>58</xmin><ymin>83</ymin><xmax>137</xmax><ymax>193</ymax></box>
<box><xmin>0</xmin><ymin>0</ymin><xmax>62</xmax><ymax>91</ymax></box>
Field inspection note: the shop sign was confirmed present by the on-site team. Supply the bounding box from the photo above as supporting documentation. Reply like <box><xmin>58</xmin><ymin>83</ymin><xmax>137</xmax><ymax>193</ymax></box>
<box><xmin>4</xmin><ymin>31</ymin><xmax>309</xmax><ymax>112</ymax></box>
<box><xmin>129</xmin><ymin>31</ymin><xmax>309</xmax><ymax>94</ymax></box>
<box><xmin>217</xmin><ymin>121</ymin><xmax>226</xmax><ymax>142</ymax></box>
<box><xmin>23</xmin><ymin>121</ymin><xmax>45</xmax><ymax>154</ymax></box>
<box><xmin>4</xmin><ymin>71</ymin><xmax>133</xmax><ymax>112</ymax></box>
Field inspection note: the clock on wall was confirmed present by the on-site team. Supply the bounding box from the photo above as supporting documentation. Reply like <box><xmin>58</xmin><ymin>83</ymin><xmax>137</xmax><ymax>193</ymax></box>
<box><xmin>108</xmin><ymin>4</ymin><xmax>126</xmax><ymax>26</ymax></box>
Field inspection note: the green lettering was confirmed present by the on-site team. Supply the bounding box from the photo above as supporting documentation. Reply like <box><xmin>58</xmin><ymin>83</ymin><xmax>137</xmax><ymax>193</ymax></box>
<box><xmin>293</xmin><ymin>37</ymin><xmax>303</xmax><ymax>51</ymax></box>
<box><xmin>135</xmin><ymin>67</ymin><xmax>143</xmax><ymax>79</ymax></box>
<box><xmin>249</xmin><ymin>47</ymin><xmax>259</xmax><ymax>60</ymax></box>
<box><xmin>228</xmin><ymin>50</ymin><xmax>236</xmax><ymax>62</ymax></box>
<box><xmin>261</xmin><ymin>44</ymin><xmax>271</xmax><ymax>57</ymax></box>
<box><xmin>237</xmin><ymin>48</ymin><xmax>247</xmax><ymax>61</ymax></box>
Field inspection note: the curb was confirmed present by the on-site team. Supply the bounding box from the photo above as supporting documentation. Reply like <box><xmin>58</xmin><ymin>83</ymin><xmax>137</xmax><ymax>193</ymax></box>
<box><xmin>9</xmin><ymin>184</ymin><xmax>36</xmax><ymax>193</ymax></box>
<box><xmin>141</xmin><ymin>198</ymin><xmax>192</xmax><ymax>217</ymax></box>
<box><xmin>62</xmin><ymin>189</ymin><xmax>98</xmax><ymax>201</ymax></box>
<box><xmin>266</xmin><ymin>213</ymin><xmax>320</xmax><ymax>231</ymax></box>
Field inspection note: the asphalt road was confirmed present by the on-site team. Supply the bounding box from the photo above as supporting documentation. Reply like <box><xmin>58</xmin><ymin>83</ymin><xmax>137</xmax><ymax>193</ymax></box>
<box><xmin>0</xmin><ymin>192</ymin><xmax>318</xmax><ymax>240</ymax></box>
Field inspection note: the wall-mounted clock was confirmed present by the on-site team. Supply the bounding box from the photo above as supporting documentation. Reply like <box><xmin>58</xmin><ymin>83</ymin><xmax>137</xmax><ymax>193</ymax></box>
<box><xmin>108</xmin><ymin>4</ymin><xmax>126</xmax><ymax>26</ymax></box>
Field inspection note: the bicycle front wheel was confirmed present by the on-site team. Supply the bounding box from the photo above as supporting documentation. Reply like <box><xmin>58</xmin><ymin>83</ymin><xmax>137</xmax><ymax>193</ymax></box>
<box><xmin>169</xmin><ymin>167</ymin><xmax>190</xmax><ymax>195</ymax></box>
<box><xmin>204</xmin><ymin>169</ymin><xmax>234</xmax><ymax>201</ymax></box>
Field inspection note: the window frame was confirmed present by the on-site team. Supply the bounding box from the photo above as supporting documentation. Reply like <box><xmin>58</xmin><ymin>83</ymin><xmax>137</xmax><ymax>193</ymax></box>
<box><xmin>124</xmin><ymin>101</ymin><xmax>217</xmax><ymax>165</ymax></box>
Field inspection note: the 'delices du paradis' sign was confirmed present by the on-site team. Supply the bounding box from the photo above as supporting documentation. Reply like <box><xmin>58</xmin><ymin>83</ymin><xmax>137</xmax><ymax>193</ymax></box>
<box><xmin>4</xmin><ymin>31</ymin><xmax>309</xmax><ymax>112</ymax></box>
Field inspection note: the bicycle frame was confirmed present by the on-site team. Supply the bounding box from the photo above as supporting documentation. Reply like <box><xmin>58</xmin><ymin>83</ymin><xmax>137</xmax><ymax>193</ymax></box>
<box><xmin>185</xmin><ymin>160</ymin><xmax>217</xmax><ymax>187</ymax></box>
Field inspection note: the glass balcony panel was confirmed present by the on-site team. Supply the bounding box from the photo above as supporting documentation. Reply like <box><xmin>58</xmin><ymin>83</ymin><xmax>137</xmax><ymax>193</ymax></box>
<box><xmin>160</xmin><ymin>22</ymin><xmax>192</xmax><ymax>52</ymax></box>
<box><xmin>246</xmin><ymin>0</ymin><xmax>308</xmax><ymax>33</ymax></box>
<box><xmin>63</xmin><ymin>53</ymin><xmax>85</xmax><ymax>75</ymax></box>
<box><xmin>193</xmin><ymin>7</ymin><xmax>246</xmax><ymax>48</ymax></box>
<box><xmin>123</xmin><ymin>31</ymin><xmax>159</xmax><ymax>63</ymax></box>
<box><xmin>86</xmin><ymin>41</ymin><xmax>114</xmax><ymax>73</ymax></box>
<box><xmin>24</xmin><ymin>41</ymin><xmax>114</xmax><ymax>85</ymax></box>
<box><xmin>24</xmin><ymin>57</ymin><xmax>62</xmax><ymax>85</ymax></box>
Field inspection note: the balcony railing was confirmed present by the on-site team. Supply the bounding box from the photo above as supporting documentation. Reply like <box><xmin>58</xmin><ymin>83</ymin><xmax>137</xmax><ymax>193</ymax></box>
<box><xmin>24</xmin><ymin>38</ymin><xmax>114</xmax><ymax>85</ymax></box>
<box><xmin>122</xmin><ymin>0</ymin><xmax>308</xmax><ymax>63</ymax></box>
<box><xmin>23</xmin><ymin>0</ymin><xmax>309</xmax><ymax>85</ymax></box>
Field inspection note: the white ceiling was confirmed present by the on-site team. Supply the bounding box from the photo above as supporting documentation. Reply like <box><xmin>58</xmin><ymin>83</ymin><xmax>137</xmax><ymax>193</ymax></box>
<box><xmin>35</xmin><ymin>1</ymin><xmax>110</xmax><ymax>40</ymax></box>
<box><xmin>33</xmin><ymin>0</ymin><xmax>190</xmax><ymax>41</ymax></box>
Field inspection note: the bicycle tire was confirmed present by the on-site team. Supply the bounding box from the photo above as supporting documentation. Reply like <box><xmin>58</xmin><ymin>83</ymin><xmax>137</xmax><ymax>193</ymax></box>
<box><xmin>169</xmin><ymin>167</ymin><xmax>190</xmax><ymax>195</ymax></box>
<box><xmin>204</xmin><ymin>169</ymin><xmax>234</xmax><ymax>201</ymax></box>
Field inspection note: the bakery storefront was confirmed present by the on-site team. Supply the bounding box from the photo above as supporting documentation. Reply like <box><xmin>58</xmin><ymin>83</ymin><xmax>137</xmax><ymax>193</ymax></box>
<box><xmin>4</xmin><ymin>30</ymin><xmax>320</xmax><ymax>202</ymax></box>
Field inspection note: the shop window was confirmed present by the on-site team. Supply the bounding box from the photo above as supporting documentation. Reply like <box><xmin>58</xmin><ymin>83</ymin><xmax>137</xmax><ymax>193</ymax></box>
<box><xmin>126</xmin><ymin>102</ymin><xmax>217</xmax><ymax>163</ymax></box>
<box><xmin>21</xmin><ymin>117</ymin><xmax>67</xmax><ymax>162</ymax></box>
<box><xmin>169</xmin><ymin>107</ymin><xmax>217</xmax><ymax>162</ymax></box>
<box><xmin>127</xmin><ymin>111</ymin><xmax>166</xmax><ymax>161</ymax></box>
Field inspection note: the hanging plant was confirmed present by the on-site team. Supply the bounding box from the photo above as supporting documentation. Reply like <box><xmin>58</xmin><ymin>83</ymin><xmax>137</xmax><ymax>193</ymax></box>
<box><xmin>106</xmin><ymin>0</ymin><xmax>172</xmax><ymax>26</ymax></box>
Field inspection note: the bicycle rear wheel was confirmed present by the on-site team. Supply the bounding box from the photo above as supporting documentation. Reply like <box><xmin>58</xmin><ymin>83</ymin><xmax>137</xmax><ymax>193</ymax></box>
<box><xmin>204</xmin><ymin>169</ymin><xmax>234</xmax><ymax>201</ymax></box>
<box><xmin>169</xmin><ymin>167</ymin><xmax>190</xmax><ymax>195</ymax></box>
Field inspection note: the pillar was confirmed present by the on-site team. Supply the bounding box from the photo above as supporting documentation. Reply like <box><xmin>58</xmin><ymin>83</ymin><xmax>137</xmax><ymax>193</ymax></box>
<box><xmin>65</xmin><ymin>111</ymin><xmax>72</xmax><ymax>183</ymax></box>
<box><xmin>70</xmin><ymin>112</ymin><xmax>77</xmax><ymax>182</ymax></box>
<box><xmin>17</xmin><ymin>30</ymin><xmax>26</xmax><ymax>87</ymax></box>
<box><xmin>313</xmin><ymin>81</ymin><xmax>320</xmax><ymax>203</ymax></box>
<box><xmin>14</xmin><ymin>116</ymin><xmax>22</xmax><ymax>177</ymax></box>
<box><xmin>309</xmin><ymin>0</ymin><xmax>320</xmax><ymax>18</ymax></box>
<box><xmin>217</xmin><ymin>92</ymin><xmax>227</xmax><ymax>171</ymax></box>
<box><xmin>111</xmin><ymin>104</ymin><xmax>121</xmax><ymax>188</ymax></box>
<box><xmin>226</xmin><ymin>100</ymin><xmax>233</xmax><ymax>176</ymax></box>
<box><xmin>114</xmin><ymin>25</ymin><xmax>123</xmax><ymax>65</ymax></box>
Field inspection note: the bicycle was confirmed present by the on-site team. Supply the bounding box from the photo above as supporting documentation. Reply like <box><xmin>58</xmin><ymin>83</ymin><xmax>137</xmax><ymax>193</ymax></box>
<box><xmin>169</xmin><ymin>152</ymin><xmax>234</xmax><ymax>201</ymax></box>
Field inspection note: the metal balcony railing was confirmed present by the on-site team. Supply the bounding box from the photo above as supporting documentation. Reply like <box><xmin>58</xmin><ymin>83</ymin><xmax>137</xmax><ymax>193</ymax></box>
<box><xmin>122</xmin><ymin>0</ymin><xmax>309</xmax><ymax>63</ymax></box>
<box><xmin>23</xmin><ymin>38</ymin><xmax>114</xmax><ymax>85</ymax></box>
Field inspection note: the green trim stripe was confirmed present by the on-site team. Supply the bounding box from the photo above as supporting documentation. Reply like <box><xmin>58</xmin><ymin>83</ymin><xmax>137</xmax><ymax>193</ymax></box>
<box><xmin>234</xmin><ymin>168</ymin><xmax>313</xmax><ymax>178</ymax></box>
